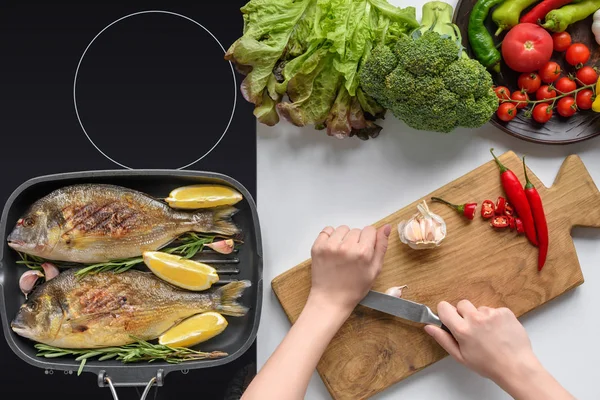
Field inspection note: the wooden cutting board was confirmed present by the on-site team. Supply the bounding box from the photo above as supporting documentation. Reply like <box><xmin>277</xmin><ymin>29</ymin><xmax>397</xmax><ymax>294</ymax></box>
<box><xmin>271</xmin><ymin>151</ymin><xmax>600</xmax><ymax>400</ymax></box>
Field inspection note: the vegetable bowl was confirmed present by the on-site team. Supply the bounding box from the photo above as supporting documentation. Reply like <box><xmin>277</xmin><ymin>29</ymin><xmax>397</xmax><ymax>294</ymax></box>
<box><xmin>454</xmin><ymin>0</ymin><xmax>600</xmax><ymax>144</ymax></box>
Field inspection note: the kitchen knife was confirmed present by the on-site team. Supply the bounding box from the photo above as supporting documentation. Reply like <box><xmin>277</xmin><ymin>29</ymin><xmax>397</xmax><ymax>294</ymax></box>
<box><xmin>359</xmin><ymin>290</ymin><xmax>452</xmax><ymax>335</ymax></box>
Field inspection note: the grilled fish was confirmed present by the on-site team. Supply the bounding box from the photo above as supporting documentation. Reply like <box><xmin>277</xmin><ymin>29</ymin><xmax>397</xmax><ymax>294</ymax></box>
<box><xmin>7</xmin><ymin>184</ymin><xmax>240</xmax><ymax>263</ymax></box>
<box><xmin>11</xmin><ymin>269</ymin><xmax>250</xmax><ymax>348</ymax></box>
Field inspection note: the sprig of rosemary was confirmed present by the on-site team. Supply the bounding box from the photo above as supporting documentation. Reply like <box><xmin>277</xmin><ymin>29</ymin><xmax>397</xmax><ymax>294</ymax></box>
<box><xmin>16</xmin><ymin>253</ymin><xmax>46</xmax><ymax>270</ymax></box>
<box><xmin>16</xmin><ymin>233</ymin><xmax>218</xmax><ymax>278</ymax></box>
<box><xmin>35</xmin><ymin>338</ymin><xmax>228</xmax><ymax>376</ymax></box>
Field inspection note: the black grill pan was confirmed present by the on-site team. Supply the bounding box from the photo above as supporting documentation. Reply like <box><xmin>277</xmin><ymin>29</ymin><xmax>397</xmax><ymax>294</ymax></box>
<box><xmin>0</xmin><ymin>170</ymin><xmax>262</xmax><ymax>390</ymax></box>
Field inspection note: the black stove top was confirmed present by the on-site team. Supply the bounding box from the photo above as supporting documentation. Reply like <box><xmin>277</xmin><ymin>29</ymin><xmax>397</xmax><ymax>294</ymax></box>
<box><xmin>0</xmin><ymin>1</ymin><xmax>256</xmax><ymax>398</ymax></box>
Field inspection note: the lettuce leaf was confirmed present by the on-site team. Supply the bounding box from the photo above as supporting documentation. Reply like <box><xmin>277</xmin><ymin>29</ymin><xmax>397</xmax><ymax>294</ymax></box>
<box><xmin>225</xmin><ymin>0</ymin><xmax>419</xmax><ymax>138</ymax></box>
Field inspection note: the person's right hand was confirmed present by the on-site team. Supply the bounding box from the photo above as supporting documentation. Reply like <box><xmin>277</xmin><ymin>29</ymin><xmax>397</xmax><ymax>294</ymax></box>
<box><xmin>424</xmin><ymin>301</ymin><xmax>540</xmax><ymax>386</ymax></box>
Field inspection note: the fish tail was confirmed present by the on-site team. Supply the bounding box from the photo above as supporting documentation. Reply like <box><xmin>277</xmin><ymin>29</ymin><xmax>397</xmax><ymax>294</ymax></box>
<box><xmin>198</xmin><ymin>206</ymin><xmax>240</xmax><ymax>236</ymax></box>
<box><xmin>213</xmin><ymin>280</ymin><xmax>251</xmax><ymax>317</ymax></box>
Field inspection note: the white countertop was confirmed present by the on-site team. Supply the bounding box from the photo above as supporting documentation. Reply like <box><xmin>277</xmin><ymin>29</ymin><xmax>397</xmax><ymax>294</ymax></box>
<box><xmin>256</xmin><ymin>1</ymin><xmax>600</xmax><ymax>398</ymax></box>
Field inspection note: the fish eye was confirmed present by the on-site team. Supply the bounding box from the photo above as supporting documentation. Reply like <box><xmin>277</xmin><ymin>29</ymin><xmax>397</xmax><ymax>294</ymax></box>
<box><xmin>23</xmin><ymin>217</ymin><xmax>35</xmax><ymax>227</ymax></box>
<box><xmin>29</xmin><ymin>302</ymin><xmax>38</xmax><ymax>312</ymax></box>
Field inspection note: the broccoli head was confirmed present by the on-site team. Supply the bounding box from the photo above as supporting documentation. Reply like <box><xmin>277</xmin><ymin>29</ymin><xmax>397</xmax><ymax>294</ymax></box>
<box><xmin>358</xmin><ymin>1</ymin><xmax>498</xmax><ymax>133</ymax></box>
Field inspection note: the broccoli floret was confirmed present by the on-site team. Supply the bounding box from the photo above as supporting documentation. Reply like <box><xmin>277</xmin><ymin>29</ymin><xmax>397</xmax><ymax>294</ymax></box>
<box><xmin>457</xmin><ymin>88</ymin><xmax>499</xmax><ymax>128</ymax></box>
<box><xmin>357</xmin><ymin>1</ymin><xmax>498</xmax><ymax>133</ymax></box>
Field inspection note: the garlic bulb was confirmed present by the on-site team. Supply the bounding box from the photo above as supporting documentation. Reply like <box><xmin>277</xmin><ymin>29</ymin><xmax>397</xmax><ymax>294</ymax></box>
<box><xmin>397</xmin><ymin>200</ymin><xmax>446</xmax><ymax>250</ymax></box>
<box><xmin>593</xmin><ymin>10</ymin><xmax>600</xmax><ymax>45</ymax></box>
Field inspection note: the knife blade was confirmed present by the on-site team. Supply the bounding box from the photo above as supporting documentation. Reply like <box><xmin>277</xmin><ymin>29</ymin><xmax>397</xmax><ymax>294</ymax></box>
<box><xmin>359</xmin><ymin>290</ymin><xmax>452</xmax><ymax>335</ymax></box>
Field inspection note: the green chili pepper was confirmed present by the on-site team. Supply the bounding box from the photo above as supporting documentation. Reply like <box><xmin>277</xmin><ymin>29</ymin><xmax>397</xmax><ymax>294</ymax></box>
<box><xmin>492</xmin><ymin>0</ymin><xmax>540</xmax><ymax>35</ymax></box>
<box><xmin>468</xmin><ymin>0</ymin><xmax>505</xmax><ymax>73</ymax></box>
<box><xmin>541</xmin><ymin>0</ymin><xmax>600</xmax><ymax>32</ymax></box>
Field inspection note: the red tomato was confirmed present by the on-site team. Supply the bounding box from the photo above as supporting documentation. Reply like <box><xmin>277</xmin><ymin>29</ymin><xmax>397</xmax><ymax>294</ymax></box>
<box><xmin>517</xmin><ymin>72</ymin><xmax>541</xmax><ymax>94</ymax></box>
<box><xmin>576</xmin><ymin>89</ymin><xmax>594</xmax><ymax>110</ymax></box>
<box><xmin>554</xmin><ymin>77</ymin><xmax>577</xmax><ymax>94</ymax></box>
<box><xmin>557</xmin><ymin>97</ymin><xmax>577</xmax><ymax>117</ymax></box>
<box><xmin>566</xmin><ymin>43</ymin><xmax>590</xmax><ymax>66</ymax></box>
<box><xmin>538</xmin><ymin>62</ymin><xmax>561</xmax><ymax>83</ymax></box>
<box><xmin>493</xmin><ymin>86</ymin><xmax>511</xmax><ymax>101</ymax></box>
<box><xmin>576</xmin><ymin>66</ymin><xmax>598</xmax><ymax>86</ymax></box>
<box><xmin>533</xmin><ymin>104</ymin><xmax>553</xmax><ymax>123</ymax></box>
<box><xmin>535</xmin><ymin>85</ymin><xmax>557</xmax><ymax>104</ymax></box>
<box><xmin>502</xmin><ymin>23</ymin><xmax>553</xmax><ymax>73</ymax></box>
<box><xmin>552</xmin><ymin>32</ymin><xmax>571</xmax><ymax>52</ymax></box>
<box><xmin>511</xmin><ymin>90</ymin><xmax>529</xmax><ymax>109</ymax></box>
<box><xmin>497</xmin><ymin>103</ymin><xmax>517</xmax><ymax>122</ymax></box>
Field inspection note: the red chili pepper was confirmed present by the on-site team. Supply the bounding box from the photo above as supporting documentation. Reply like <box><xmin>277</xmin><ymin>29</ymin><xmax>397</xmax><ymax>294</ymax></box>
<box><xmin>520</xmin><ymin>0</ymin><xmax>573</xmax><ymax>24</ymax></box>
<box><xmin>431</xmin><ymin>197</ymin><xmax>477</xmax><ymax>220</ymax></box>
<box><xmin>523</xmin><ymin>157</ymin><xmax>549</xmax><ymax>271</ymax></box>
<box><xmin>490</xmin><ymin>149</ymin><xmax>538</xmax><ymax>246</ymax></box>
<box><xmin>481</xmin><ymin>200</ymin><xmax>495</xmax><ymax>219</ymax></box>
<box><xmin>515</xmin><ymin>218</ymin><xmax>525</xmax><ymax>234</ymax></box>
<box><xmin>495</xmin><ymin>196</ymin><xmax>506</xmax><ymax>215</ymax></box>
<box><xmin>491</xmin><ymin>216</ymin><xmax>510</xmax><ymax>229</ymax></box>
<box><xmin>505</xmin><ymin>203</ymin><xmax>514</xmax><ymax>217</ymax></box>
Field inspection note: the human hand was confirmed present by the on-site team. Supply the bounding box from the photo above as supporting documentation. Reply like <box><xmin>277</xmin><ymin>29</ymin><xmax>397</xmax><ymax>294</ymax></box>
<box><xmin>308</xmin><ymin>224</ymin><xmax>391</xmax><ymax>314</ymax></box>
<box><xmin>425</xmin><ymin>301</ymin><xmax>540</xmax><ymax>386</ymax></box>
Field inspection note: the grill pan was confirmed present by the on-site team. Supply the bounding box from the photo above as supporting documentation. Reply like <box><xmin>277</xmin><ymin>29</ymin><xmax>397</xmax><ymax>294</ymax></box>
<box><xmin>0</xmin><ymin>170</ymin><xmax>263</xmax><ymax>392</ymax></box>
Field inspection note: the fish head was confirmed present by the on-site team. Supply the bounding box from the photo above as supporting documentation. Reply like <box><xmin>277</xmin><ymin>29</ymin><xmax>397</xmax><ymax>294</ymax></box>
<box><xmin>7</xmin><ymin>209</ymin><xmax>59</xmax><ymax>257</ymax></box>
<box><xmin>11</xmin><ymin>290</ymin><xmax>63</xmax><ymax>342</ymax></box>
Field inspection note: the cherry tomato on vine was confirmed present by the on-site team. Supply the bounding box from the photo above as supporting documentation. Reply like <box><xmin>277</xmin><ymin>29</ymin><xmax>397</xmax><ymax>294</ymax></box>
<box><xmin>494</xmin><ymin>86</ymin><xmax>511</xmax><ymax>101</ymax></box>
<box><xmin>536</xmin><ymin>85</ymin><xmax>557</xmax><ymax>104</ymax></box>
<box><xmin>552</xmin><ymin>32</ymin><xmax>571</xmax><ymax>52</ymax></box>
<box><xmin>511</xmin><ymin>91</ymin><xmax>529</xmax><ymax>109</ymax></box>
<box><xmin>576</xmin><ymin>66</ymin><xmax>598</xmax><ymax>86</ymax></box>
<box><xmin>554</xmin><ymin>77</ymin><xmax>577</xmax><ymax>94</ymax></box>
<box><xmin>517</xmin><ymin>72</ymin><xmax>541</xmax><ymax>94</ymax></box>
<box><xmin>557</xmin><ymin>97</ymin><xmax>577</xmax><ymax>117</ymax></box>
<box><xmin>539</xmin><ymin>62</ymin><xmax>561</xmax><ymax>83</ymax></box>
<box><xmin>566</xmin><ymin>43</ymin><xmax>590</xmax><ymax>66</ymax></box>
<box><xmin>497</xmin><ymin>103</ymin><xmax>518</xmax><ymax>122</ymax></box>
<box><xmin>533</xmin><ymin>104</ymin><xmax>553</xmax><ymax>123</ymax></box>
<box><xmin>576</xmin><ymin>89</ymin><xmax>594</xmax><ymax>110</ymax></box>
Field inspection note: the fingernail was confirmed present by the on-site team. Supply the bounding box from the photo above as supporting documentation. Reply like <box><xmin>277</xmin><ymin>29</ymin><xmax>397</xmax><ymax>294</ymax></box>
<box><xmin>424</xmin><ymin>325</ymin><xmax>434</xmax><ymax>336</ymax></box>
<box><xmin>383</xmin><ymin>224</ymin><xmax>392</xmax><ymax>237</ymax></box>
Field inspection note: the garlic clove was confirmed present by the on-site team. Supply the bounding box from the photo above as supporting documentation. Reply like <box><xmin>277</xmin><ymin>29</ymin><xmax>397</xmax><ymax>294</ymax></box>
<box><xmin>386</xmin><ymin>285</ymin><xmax>408</xmax><ymax>298</ymax></box>
<box><xmin>206</xmin><ymin>239</ymin><xmax>235</xmax><ymax>255</ymax></box>
<box><xmin>41</xmin><ymin>262</ymin><xmax>60</xmax><ymax>281</ymax></box>
<box><xmin>19</xmin><ymin>270</ymin><xmax>44</xmax><ymax>298</ymax></box>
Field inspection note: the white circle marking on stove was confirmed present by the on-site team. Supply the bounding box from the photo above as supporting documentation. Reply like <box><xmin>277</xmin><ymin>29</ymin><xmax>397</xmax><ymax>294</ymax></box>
<box><xmin>73</xmin><ymin>10</ymin><xmax>238</xmax><ymax>170</ymax></box>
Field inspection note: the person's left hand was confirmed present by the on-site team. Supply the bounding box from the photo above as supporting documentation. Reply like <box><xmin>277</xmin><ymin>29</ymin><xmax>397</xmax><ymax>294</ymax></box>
<box><xmin>308</xmin><ymin>224</ymin><xmax>391</xmax><ymax>314</ymax></box>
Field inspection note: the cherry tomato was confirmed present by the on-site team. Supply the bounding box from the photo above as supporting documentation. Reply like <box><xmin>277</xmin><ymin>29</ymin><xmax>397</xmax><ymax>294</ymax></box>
<box><xmin>518</xmin><ymin>72</ymin><xmax>542</xmax><ymax>94</ymax></box>
<box><xmin>493</xmin><ymin>86</ymin><xmax>511</xmax><ymax>101</ymax></box>
<box><xmin>502</xmin><ymin>23</ymin><xmax>553</xmax><ymax>73</ymax></box>
<box><xmin>533</xmin><ymin>103</ymin><xmax>553</xmax><ymax>123</ymax></box>
<box><xmin>511</xmin><ymin>90</ymin><xmax>529</xmax><ymax>109</ymax></box>
<box><xmin>538</xmin><ymin>62</ymin><xmax>561</xmax><ymax>83</ymax></box>
<box><xmin>552</xmin><ymin>32</ymin><xmax>571</xmax><ymax>52</ymax></box>
<box><xmin>554</xmin><ymin>77</ymin><xmax>576</xmax><ymax>94</ymax></box>
<box><xmin>535</xmin><ymin>85</ymin><xmax>557</xmax><ymax>104</ymax></box>
<box><xmin>557</xmin><ymin>97</ymin><xmax>577</xmax><ymax>117</ymax></box>
<box><xmin>576</xmin><ymin>89</ymin><xmax>594</xmax><ymax>110</ymax></box>
<box><xmin>497</xmin><ymin>103</ymin><xmax>517</xmax><ymax>122</ymax></box>
<box><xmin>576</xmin><ymin>66</ymin><xmax>598</xmax><ymax>86</ymax></box>
<box><xmin>566</xmin><ymin>43</ymin><xmax>590</xmax><ymax>66</ymax></box>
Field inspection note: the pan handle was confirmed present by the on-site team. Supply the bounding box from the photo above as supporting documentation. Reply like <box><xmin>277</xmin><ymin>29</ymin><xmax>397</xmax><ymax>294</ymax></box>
<box><xmin>98</xmin><ymin>370</ymin><xmax>163</xmax><ymax>400</ymax></box>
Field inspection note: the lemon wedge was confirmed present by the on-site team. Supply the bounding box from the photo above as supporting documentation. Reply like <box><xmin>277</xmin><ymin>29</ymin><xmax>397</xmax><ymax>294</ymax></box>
<box><xmin>142</xmin><ymin>252</ymin><xmax>219</xmax><ymax>291</ymax></box>
<box><xmin>165</xmin><ymin>185</ymin><xmax>243</xmax><ymax>209</ymax></box>
<box><xmin>159</xmin><ymin>312</ymin><xmax>228</xmax><ymax>348</ymax></box>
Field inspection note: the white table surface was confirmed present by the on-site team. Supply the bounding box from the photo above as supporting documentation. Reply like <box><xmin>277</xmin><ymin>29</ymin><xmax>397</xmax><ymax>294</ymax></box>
<box><xmin>255</xmin><ymin>1</ymin><xmax>600</xmax><ymax>398</ymax></box>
